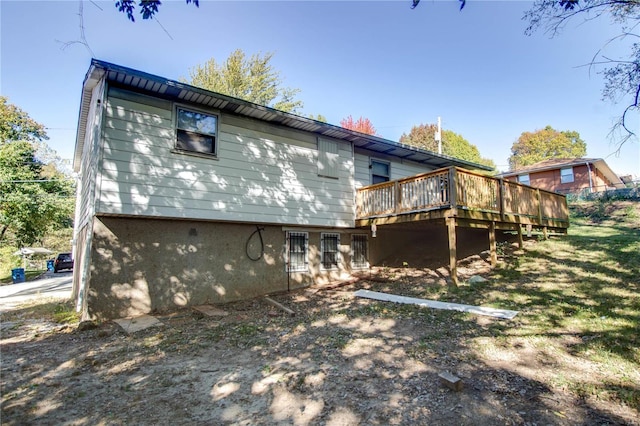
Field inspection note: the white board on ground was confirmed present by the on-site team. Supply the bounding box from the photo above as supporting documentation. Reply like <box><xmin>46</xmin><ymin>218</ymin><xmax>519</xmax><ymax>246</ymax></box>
<box><xmin>354</xmin><ymin>289</ymin><xmax>518</xmax><ymax>320</ymax></box>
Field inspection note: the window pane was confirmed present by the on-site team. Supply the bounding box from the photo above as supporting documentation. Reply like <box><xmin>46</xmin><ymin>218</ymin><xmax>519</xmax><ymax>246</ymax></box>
<box><xmin>322</xmin><ymin>233</ymin><xmax>340</xmax><ymax>269</ymax></box>
<box><xmin>371</xmin><ymin>161</ymin><xmax>389</xmax><ymax>177</ymax></box>
<box><xmin>352</xmin><ymin>234</ymin><xmax>368</xmax><ymax>269</ymax></box>
<box><xmin>177</xmin><ymin>108</ymin><xmax>217</xmax><ymax>136</ymax></box>
<box><xmin>288</xmin><ymin>232</ymin><xmax>307</xmax><ymax>272</ymax></box>
<box><xmin>518</xmin><ymin>174</ymin><xmax>530</xmax><ymax>185</ymax></box>
<box><xmin>176</xmin><ymin>130</ymin><xmax>214</xmax><ymax>153</ymax></box>
<box><xmin>560</xmin><ymin>167</ymin><xmax>574</xmax><ymax>183</ymax></box>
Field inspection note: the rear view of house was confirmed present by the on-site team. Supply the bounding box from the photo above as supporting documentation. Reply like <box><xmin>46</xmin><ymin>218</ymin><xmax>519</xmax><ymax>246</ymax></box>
<box><xmin>72</xmin><ymin>59</ymin><xmax>501</xmax><ymax>320</ymax></box>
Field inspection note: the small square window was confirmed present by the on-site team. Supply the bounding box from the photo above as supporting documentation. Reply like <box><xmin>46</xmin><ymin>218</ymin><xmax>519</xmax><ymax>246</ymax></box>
<box><xmin>518</xmin><ymin>174</ymin><xmax>530</xmax><ymax>186</ymax></box>
<box><xmin>560</xmin><ymin>167</ymin><xmax>574</xmax><ymax>184</ymax></box>
<box><xmin>176</xmin><ymin>107</ymin><xmax>217</xmax><ymax>155</ymax></box>
<box><xmin>321</xmin><ymin>233</ymin><xmax>340</xmax><ymax>270</ymax></box>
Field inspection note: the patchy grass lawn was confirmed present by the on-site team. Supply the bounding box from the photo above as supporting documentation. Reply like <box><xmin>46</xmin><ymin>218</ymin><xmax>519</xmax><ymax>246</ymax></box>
<box><xmin>1</xmin><ymin>200</ymin><xmax>638</xmax><ymax>425</ymax></box>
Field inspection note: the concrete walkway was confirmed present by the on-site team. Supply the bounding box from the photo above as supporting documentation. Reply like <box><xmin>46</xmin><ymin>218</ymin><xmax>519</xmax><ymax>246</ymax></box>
<box><xmin>0</xmin><ymin>271</ymin><xmax>73</xmax><ymax>313</ymax></box>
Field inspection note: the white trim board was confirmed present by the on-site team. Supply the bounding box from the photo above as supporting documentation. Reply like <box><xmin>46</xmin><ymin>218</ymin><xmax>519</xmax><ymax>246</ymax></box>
<box><xmin>354</xmin><ymin>290</ymin><xmax>519</xmax><ymax>320</ymax></box>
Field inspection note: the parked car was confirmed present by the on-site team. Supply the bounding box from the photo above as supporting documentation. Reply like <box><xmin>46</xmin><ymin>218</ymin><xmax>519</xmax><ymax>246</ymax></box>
<box><xmin>54</xmin><ymin>253</ymin><xmax>73</xmax><ymax>273</ymax></box>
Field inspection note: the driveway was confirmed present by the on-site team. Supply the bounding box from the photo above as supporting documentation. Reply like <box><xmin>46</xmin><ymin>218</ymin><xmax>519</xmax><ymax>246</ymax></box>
<box><xmin>0</xmin><ymin>271</ymin><xmax>73</xmax><ymax>313</ymax></box>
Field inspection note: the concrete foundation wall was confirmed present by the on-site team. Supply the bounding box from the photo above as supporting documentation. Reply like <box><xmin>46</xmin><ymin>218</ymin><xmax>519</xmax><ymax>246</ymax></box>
<box><xmin>85</xmin><ymin>216</ymin><xmax>360</xmax><ymax>320</ymax></box>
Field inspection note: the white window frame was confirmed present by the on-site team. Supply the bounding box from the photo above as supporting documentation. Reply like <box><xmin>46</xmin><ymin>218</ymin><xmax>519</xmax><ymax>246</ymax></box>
<box><xmin>371</xmin><ymin>159</ymin><xmax>390</xmax><ymax>184</ymax></box>
<box><xmin>320</xmin><ymin>233</ymin><xmax>341</xmax><ymax>270</ymax></box>
<box><xmin>351</xmin><ymin>234</ymin><xmax>369</xmax><ymax>269</ymax></box>
<box><xmin>560</xmin><ymin>167</ymin><xmax>574</xmax><ymax>184</ymax></box>
<box><xmin>518</xmin><ymin>174</ymin><xmax>530</xmax><ymax>186</ymax></box>
<box><xmin>286</xmin><ymin>232</ymin><xmax>308</xmax><ymax>272</ymax></box>
<box><xmin>174</xmin><ymin>106</ymin><xmax>218</xmax><ymax>156</ymax></box>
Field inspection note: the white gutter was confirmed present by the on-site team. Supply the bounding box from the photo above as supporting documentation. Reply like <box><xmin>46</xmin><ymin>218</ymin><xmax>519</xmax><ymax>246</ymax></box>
<box><xmin>585</xmin><ymin>161</ymin><xmax>594</xmax><ymax>193</ymax></box>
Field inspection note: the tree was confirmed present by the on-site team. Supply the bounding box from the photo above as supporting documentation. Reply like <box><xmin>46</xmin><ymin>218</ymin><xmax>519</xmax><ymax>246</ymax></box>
<box><xmin>400</xmin><ymin>123</ymin><xmax>495</xmax><ymax>169</ymax></box>
<box><xmin>0</xmin><ymin>96</ymin><xmax>48</xmax><ymax>143</ymax></box>
<box><xmin>0</xmin><ymin>100</ymin><xmax>75</xmax><ymax>247</ymax></box>
<box><xmin>508</xmin><ymin>125</ymin><xmax>587</xmax><ymax>170</ymax></box>
<box><xmin>308</xmin><ymin>114</ymin><xmax>328</xmax><ymax>123</ymax></box>
<box><xmin>340</xmin><ymin>115</ymin><xmax>377</xmax><ymax>135</ymax></box>
<box><xmin>115</xmin><ymin>0</ymin><xmax>199</xmax><ymax>22</ymax></box>
<box><xmin>185</xmin><ymin>50</ymin><xmax>304</xmax><ymax>114</ymax></box>
<box><xmin>524</xmin><ymin>0</ymin><xmax>639</xmax><ymax>145</ymax></box>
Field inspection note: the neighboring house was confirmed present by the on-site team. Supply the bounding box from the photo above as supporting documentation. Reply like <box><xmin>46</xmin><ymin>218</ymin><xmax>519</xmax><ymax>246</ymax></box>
<box><xmin>72</xmin><ymin>59</ymin><xmax>493</xmax><ymax>320</ymax></box>
<box><xmin>498</xmin><ymin>158</ymin><xmax>625</xmax><ymax>195</ymax></box>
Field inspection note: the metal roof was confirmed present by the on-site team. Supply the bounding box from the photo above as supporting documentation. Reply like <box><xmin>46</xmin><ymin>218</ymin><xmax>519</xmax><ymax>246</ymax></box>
<box><xmin>74</xmin><ymin>59</ymin><xmax>493</xmax><ymax>172</ymax></box>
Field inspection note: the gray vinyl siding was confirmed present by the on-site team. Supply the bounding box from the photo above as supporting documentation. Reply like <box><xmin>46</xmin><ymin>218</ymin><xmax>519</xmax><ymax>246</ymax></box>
<box><xmin>76</xmin><ymin>80</ymin><xmax>106</xmax><ymax>230</ymax></box>
<box><xmin>354</xmin><ymin>151</ymin><xmax>436</xmax><ymax>188</ymax></box>
<box><xmin>96</xmin><ymin>89</ymin><xmax>355</xmax><ymax>227</ymax></box>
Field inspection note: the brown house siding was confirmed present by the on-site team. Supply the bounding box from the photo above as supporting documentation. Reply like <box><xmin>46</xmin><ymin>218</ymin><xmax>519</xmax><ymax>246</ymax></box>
<box><xmin>504</xmin><ymin>164</ymin><xmax>616</xmax><ymax>194</ymax></box>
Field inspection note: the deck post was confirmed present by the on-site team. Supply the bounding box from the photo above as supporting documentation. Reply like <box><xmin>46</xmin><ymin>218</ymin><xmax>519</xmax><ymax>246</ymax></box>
<box><xmin>489</xmin><ymin>221</ymin><xmax>497</xmax><ymax>267</ymax></box>
<box><xmin>499</xmin><ymin>179</ymin><xmax>505</xmax><ymax>222</ymax></box>
<box><xmin>537</xmin><ymin>188</ymin><xmax>543</xmax><ymax>225</ymax></box>
<box><xmin>395</xmin><ymin>180</ymin><xmax>401</xmax><ymax>214</ymax></box>
<box><xmin>446</xmin><ymin>217</ymin><xmax>458</xmax><ymax>286</ymax></box>
<box><xmin>517</xmin><ymin>226</ymin><xmax>523</xmax><ymax>249</ymax></box>
<box><xmin>448</xmin><ymin>167</ymin><xmax>458</xmax><ymax>213</ymax></box>
<box><xmin>543</xmin><ymin>226</ymin><xmax>548</xmax><ymax>240</ymax></box>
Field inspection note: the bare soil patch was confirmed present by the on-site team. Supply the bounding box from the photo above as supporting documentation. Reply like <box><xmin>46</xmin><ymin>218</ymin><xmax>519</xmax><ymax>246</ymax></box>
<box><xmin>2</xmin><ymin>243</ymin><xmax>638</xmax><ymax>425</ymax></box>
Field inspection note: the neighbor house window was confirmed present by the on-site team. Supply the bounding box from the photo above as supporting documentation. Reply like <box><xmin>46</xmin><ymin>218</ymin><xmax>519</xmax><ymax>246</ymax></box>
<box><xmin>351</xmin><ymin>234</ymin><xmax>368</xmax><ymax>269</ymax></box>
<box><xmin>321</xmin><ymin>233</ymin><xmax>340</xmax><ymax>270</ymax></box>
<box><xmin>287</xmin><ymin>232</ymin><xmax>308</xmax><ymax>272</ymax></box>
<box><xmin>176</xmin><ymin>107</ymin><xmax>218</xmax><ymax>155</ymax></box>
<box><xmin>560</xmin><ymin>167</ymin><xmax>574</xmax><ymax>184</ymax></box>
<box><xmin>371</xmin><ymin>159</ymin><xmax>390</xmax><ymax>184</ymax></box>
<box><xmin>518</xmin><ymin>174</ymin><xmax>530</xmax><ymax>186</ymax></box>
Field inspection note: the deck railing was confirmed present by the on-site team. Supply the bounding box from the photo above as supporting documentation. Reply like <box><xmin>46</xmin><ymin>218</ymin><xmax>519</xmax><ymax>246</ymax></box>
<box><xmin>356</xmin><ymin>166</ymin><xmax>569</xmax><ymax>226</ymax></box>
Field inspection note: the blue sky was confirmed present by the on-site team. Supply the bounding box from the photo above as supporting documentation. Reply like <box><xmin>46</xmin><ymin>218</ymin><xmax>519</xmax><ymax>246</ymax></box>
<box><xmin>1</xmin><ymin>0</ymin><xmax>638</xmax><ymax>176</ymax></box>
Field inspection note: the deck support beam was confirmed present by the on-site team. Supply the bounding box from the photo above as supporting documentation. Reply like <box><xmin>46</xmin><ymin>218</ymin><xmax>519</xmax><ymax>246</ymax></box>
<box><xmin>446</xmin><ymin>217</ymin><xmax>458</xmax><ymax>286</ymax></box>
<box><xmin>517</xmin><ymin>226</ymin><xmax>523</xmax><ymax>249</ymax></box>
<box><xmin>489</xmin><ymin>221</ymin><xmax>497</xmax><ymax>267</ymax></box>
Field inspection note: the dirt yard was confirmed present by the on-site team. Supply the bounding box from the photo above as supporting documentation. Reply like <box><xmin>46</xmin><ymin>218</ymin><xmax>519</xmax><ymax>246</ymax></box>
<box><xmin>1</xmin><ymin>240</ymin><xmax>638</xmax><ymax>425</ymax></box>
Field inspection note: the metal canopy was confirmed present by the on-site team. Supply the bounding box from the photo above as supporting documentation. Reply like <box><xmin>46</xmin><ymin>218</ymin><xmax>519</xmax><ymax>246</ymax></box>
<box><xmin>75</xmin><ymin>59</ymin><xmax>492</xmax><ymax>172</ymax></box>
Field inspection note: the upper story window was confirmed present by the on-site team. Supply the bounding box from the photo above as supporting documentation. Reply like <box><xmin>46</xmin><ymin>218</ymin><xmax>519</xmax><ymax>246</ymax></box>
<box><xmin>518</xmin><ymin>174</ymin><xmax>530</xmax><ymax>186</ymax></box>
<box><xmin>371</xmin><ymin>159</ymin><xmax>390</xmax><ymax>184</ymax></box>
<box><xmin>176</xmin><ymin>107</ymin><xmax>218</xmax><ymax>155</ymax></box>
<box><xmin>560</xmin><ymin>167</ymin><xmax>574</xmax><ymax>184</ymax></box>
<box><xmin>318</xmin><ymin>139</ymin><xmax>339</xmax><ymax>179</ymax></box>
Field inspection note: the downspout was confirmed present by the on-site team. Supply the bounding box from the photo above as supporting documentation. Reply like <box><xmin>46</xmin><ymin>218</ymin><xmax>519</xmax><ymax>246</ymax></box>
<box><xmin>585</xmin><ymin>161</ymin><xmax>593</xmax><ymax>193</ymax></box>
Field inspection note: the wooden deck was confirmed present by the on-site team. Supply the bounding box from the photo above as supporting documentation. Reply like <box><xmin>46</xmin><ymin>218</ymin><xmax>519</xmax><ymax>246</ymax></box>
<box><xmin>355</xmin><ymin>167</ymin><xmax>570</xmax><ymax>284</ymax></box>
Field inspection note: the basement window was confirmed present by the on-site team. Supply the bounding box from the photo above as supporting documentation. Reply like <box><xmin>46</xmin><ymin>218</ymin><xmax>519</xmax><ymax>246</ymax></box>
<box><xmin>287</xmin><ymin>232</ymin><xmax>308</xmax><ymax>272</ymax></box>
<box><xmin>321</xmin><ymin>233</ymin><xmax>340</xmax><ymax>270</ymax></box>
<box><xmin>351</xmin><ymin>234</ymin><xmax>369</xmax><ymax>269</ymax></box>
<box><xmin>175</xmin><ymin>107</ymin><xmax>218</xmax><ymax>155</ymax></box>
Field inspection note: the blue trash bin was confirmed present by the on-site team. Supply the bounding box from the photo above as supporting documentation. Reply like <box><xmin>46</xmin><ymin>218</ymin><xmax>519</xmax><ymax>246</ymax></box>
<box><xmin>47</xmin><ymin>259</ymin><xmax>55</xmax><ymax>272</ymax></box>
<box><xmin>11</xmin><ymin>268</ymin><xmax>25</xmax><ymax>284</ymax></box>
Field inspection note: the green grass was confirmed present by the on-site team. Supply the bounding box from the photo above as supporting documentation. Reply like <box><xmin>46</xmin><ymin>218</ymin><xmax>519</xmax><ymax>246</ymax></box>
<box><xmin>474</xmin><ymin>200</ymin><xmax>640</xmax><ymax>409</ymax></box>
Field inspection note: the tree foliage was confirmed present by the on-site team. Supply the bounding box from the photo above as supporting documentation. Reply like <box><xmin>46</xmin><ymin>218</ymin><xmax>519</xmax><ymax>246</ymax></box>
<box><xmin>508</xmin><ymin>125</ymin><xmax>587</xmax><ymax>170</ymax></box>
<box><xmin>524</xmin><ymin>0</ymin><xmax>639</xmax><ymax>144</ymax></box>
<box><xmin>340</xmin><ymin>115</ymin><xmax>377</xmax><ymax>135</ymax></box>
<box><xmin>400</xmin><ymin>123</ymin><xmax>495</xmax><ymax>169</ymax></box>
<box><xmin>185</xmin><ymin>49</ymin><xmax>304</xmax><ymax>114</ymax></box>
<box><xmin>0</xmin><ymin>99</ymin><xmax>75</xmax><ymax>247</ymax></box>
<box><xmin>115</xmin><ymin>0</ymin><xmax>199</xmax><ymax>22</ymax></box>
